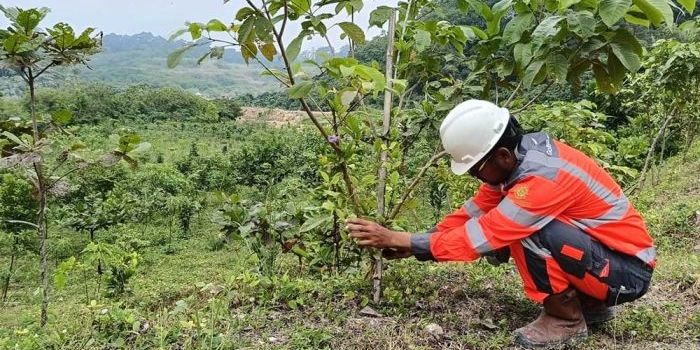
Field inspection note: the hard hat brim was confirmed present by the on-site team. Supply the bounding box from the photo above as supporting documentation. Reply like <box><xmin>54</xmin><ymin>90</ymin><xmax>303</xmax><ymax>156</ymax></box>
<box><xmin>450</xmin><ymin>159</ymin><xmax>473</xmax><ymax>175</ymax></box>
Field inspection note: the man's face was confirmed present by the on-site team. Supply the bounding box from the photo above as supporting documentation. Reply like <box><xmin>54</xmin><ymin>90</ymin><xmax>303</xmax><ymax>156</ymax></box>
<box><xmin>468</xmin><ymin>147</ymin><xmax>514</xmax><ymax>186</ymax></box>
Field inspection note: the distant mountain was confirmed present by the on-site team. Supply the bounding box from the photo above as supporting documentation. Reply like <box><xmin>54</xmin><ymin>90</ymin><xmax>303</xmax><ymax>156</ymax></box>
<box><xmin>0</xmin><ymin>32</ymin><xmax>284</xmax><ymax>98</ymax></box>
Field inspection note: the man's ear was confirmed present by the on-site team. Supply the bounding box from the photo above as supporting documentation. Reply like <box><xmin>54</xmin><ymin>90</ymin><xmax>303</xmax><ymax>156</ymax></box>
<box><xmin>495</xmin><ymin>147</ymin><xmax>515</xmax><ymax>165</ymax></box>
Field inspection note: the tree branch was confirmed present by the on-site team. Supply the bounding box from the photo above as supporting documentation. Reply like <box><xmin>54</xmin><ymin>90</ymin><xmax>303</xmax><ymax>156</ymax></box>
<box><xmin>503</xmin><ymin>81</ymin><xmax>522</xmax><ymax>109</ymax></box>
<box><xmin>34</xmin><ymin>62</ymin><xmax>56</xmax><ymax>79</ymax></box>
<box><xmin>512</xmin><ymin>80</ymin><xmax>555</xmax><ymax>114</ymax></box>
<box><xmin>388</xmin><ymin>150</ymin><xmax>447</xmax><ymax>220</ymax></box>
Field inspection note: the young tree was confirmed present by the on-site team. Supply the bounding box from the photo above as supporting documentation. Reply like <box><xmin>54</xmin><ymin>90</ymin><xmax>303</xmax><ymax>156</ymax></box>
<box><xmin>0</xmin><ymin>6</ymin><xmax>148</xmax><ymax>326</ymax></box>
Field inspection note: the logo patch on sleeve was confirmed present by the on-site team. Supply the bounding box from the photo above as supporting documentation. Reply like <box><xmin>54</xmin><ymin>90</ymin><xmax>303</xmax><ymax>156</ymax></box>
<box><xmin>513</xmin><ymin>185</ymin><xmax>528</xmax><ymax>200</ymax></box>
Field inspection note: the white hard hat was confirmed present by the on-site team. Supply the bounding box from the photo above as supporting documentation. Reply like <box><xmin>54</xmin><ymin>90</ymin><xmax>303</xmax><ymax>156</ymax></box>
<box><xmin>440</xmin><ymin>100</ymin><xmax>510</xmax><ymax>175</ymax></box>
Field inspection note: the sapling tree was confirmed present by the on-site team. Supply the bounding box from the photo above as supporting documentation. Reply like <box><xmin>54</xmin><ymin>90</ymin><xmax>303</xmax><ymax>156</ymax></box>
<box><xmin>0</xmin><ymin>6</ymin><xmax>149</xmax><ymax>326</ymax></box>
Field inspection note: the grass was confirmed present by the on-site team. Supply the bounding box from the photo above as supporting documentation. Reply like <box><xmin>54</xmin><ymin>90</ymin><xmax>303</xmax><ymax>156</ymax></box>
<box><xmin>1</xmin><ymin>123</ymin><xmax>700</xmax><ymax>349</ymax></box>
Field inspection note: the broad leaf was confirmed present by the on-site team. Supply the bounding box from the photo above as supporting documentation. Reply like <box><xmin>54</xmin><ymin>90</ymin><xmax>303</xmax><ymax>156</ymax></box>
<box><xmin>610</xmin><ymin>37</ymin><xmax>642</xmax><ymax>72</ymax></box>
<box><xmin>503</xmin><ymin>12</ymin><xmax>534</xmax><ymax>45</ymax></box>
<box><xmin>238</xmin><ymin>17</ymin><xmax>255</xmax><ymax>43</ymax></box>
<box><xmin>559</xmin><ymin>0</ymin><xmax>583</xmax><ymax>10</ymax></box>
<box><xmin>338</xmin><ymin>22</ymin><xmax>365</xmax><ymax>44</ymax></box>
<box><xmin>286</xmin><ymin>35</ymin><xmax>304</xmax><ymax>62</ymax></box>
<box><xmin>299</xmin><ymin>216</ymin><xmax>331</xmax><ymax>233</ymax></box>
<box><xmin>633</xmin><ymin>0</ymin><xmax>673</xmax><ymax>27</ymax></box>
<box><xmin>206</xmin><ymin>19</ymin><xmax>228</xmax><ymax>31</ymax></box>
<box><xmin>676</xmin><ymin>0</ymin><xmax>696</xmax><ymax>13</ymax></box>
<box><xmin>547</xmin><ymin>53</ymin><xmax>568</xmax><ymax>82</ymax></box>
<box><xmin>567</xmin><ymin>11</ymin><xmax>596</xmax><ymax>38</ymax></box>
<box><xmin>51</xmin><ymin>109</ymin><xmax>72</xmax><ymax>125</ymax></box>
<box><xmin>531</xmin><ymin>16</ymin><xmax>564</xmax><ymax>52</ymax></box>
<box><xmin>261</xmin><ymin>42</ymin><xmax>277</xmax><ymax>61</ymax></box>
<box><xmin>599</xmin><ymin>0</ymin><xmax>633</xmax><ymax>27</ymax></box>
<box><xmin>369</xmin><ymin>6</ymin><xmax>392</xmax><ymax>28</ymax></box>
<box><xmin>414</xmin><ymin>29</ymin><xmax>431</xmax><ymax>52</ymax></box>
<box><xmin>236</xmin><ymin>7</ymin><xmax>256</xmax><ymax>21</ymax></box>
<box><xmin>167</xmin><ymin>44</ymin><xmax>193</xmax><ymax>68</ymax></box>
<box><xmin>514</xmin><ymin>42</ymin><xmax>533</xmax><ymax>69</ymax></box>
<box><xmin>523</xmin><ymin>58</ymin><xmax>546</xmax><ymax>87</ymax></box>
<box><xmin>255</xmin><ymin>17</ymin><xmax>273</xmax><ymax>43</ymax></box>
<box><xmin>288</xmin><ymin>80</ymin><xmax>314</xmax><ymax>99</ymax></box>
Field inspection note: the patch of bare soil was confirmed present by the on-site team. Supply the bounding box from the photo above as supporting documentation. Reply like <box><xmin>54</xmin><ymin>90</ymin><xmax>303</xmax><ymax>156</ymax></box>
<box><xmin>238</xmin><ymin>107</ymin><xmax>308</xmax><ymax>127</ymax></box>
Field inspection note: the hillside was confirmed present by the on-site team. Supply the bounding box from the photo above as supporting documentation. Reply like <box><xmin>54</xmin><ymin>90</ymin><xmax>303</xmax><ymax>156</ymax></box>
<box><xmin>0</xmin><ymin>32</ymin><xmax>283</xmax><ymax>98</ymax></box>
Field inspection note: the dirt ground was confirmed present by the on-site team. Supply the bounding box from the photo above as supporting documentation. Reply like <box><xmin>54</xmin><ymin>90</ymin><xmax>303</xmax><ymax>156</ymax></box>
<box><xmin>239</xmin><ymin>107</ymin><xmax>308</xmax><ymax>126</ymax></box>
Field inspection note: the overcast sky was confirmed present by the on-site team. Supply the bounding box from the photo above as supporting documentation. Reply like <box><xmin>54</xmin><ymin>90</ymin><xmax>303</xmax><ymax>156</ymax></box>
<box><xmin>1</xmin><ymin>0</ymin><xmax>395</xmax><ymax>49</ymax></box>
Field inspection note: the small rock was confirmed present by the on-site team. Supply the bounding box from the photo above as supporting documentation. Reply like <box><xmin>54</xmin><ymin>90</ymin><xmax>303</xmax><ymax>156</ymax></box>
<box><xmin>359</xmin><ymin>306</ymin><xmax>383</xmax><ymax>318</ymax></box>
<box><xmin>630</xmin><ymin>330</ymin><xmax>638</xmax><ymax>337</ymax></box>
<box><xmin>100</xmin><ymin>309</ymin><xmax>109</xmax><ymax>315</ymax></box>
<box><xmin>425</xmin><ymin>323</ymin><xmax>444</xmax><ymax>338</ymax></box>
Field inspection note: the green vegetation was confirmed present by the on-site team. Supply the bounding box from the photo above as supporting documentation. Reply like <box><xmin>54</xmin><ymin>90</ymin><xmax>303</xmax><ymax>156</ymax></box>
<box><xmin>1</xmin><ymin>1</ymin><xmax>700</xmax><ymax>349</ymax></box>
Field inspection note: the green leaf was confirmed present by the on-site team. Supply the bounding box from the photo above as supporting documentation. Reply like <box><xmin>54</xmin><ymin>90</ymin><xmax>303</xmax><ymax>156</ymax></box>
<box><xmin>291</xmin><ymin>0</ymin><xmax>311</xmax><ymax>13</ymax></box>
<box><xmin>546</xmin><ymin>53</ymin><xmax>568</xmax><ymax>82</ymax></box>
<box><xmin>238</xmin><ymin>17</ymin><xmax>255</xmax><ymax>43</ymax></box>
<box><xmin>610</xmin><ymin>41</ymin><xmax>641</xmax><ymax>72</ymax></box>
<box><xmin>288</xmin><ymin>81</ymin><xmax>314</xmax><ymax>99</ymax></box>
<box><xmin>606</xmin><ymin>53</ymin><xmax>626</xmax><ymax>93</ymax></box>
<box><xmin>338</xmin><ymin>22</ymin><xmax>365</xmax><ymax>44</ymax></box>
<box><xmin>187</xmin><ymin>22</ymin><xmax>203</xmax><ymax>40</ymax></box>
<box><xmin>167</xmin><ymin>28</ymin><xmax>189</xmax><ymax>41</ymax></box>
<box><xmin>624</xmin><ymin>12</ymin><xmax>650</xmax><ymax>26</ymax></box>
<box><xmin>599</xmin><ymin>0</ymin><xmax>633</xmax><ymax>27</ymax></box>
<box><xmin>414</xmin><ymin>29</ymin><xmax>431</xmax><ymax>52</ymax></box>
<box><xmin>286</xmin><ymin>35</ymin><xmax>302</xmax><ymax>60</ymax></box>
<box><xmin>469</xmin><ymin>26</ymin><xmax>488</xmax><ymax>40</ymax></box>
<box><xmin>291</xmin><ymin>246</ymin><xmax>310</xmax><ymax>258</ymax></box>
<box><xmin>255</xmin><ymin>17</ymin><xmax>274</xmax><ymax>43</ymax></box>
<box><xmin>503</xmin><ymin>12</ymin><xmax>534</xmax><ymax>45</ymax></box>
<box><xmin>261</xmin><ymin>42</ymin><xmax>277</xmax><ymax>61</ymax></box>
<box><xmin>559</xmin><ymin>0</ymin><xmax>583</xmax><ymax>9</ymax></box>
<box><xmin>355</xmin><ymin>65</ymin><xmax>386</xmax><ymax>91</ymax></box>
<box><xmin>531</xmin><ymin>16</ymin><xmax>564</xmax><ymax>52</ymax></box>
<box><xmin>567</xmin><ymin>11</ymin><xmax>596</xmax><ymax>38</ymax></box>
<box><xmin>593</xmin><ymin>62</ymin><xmax>614</xmax><ymax>93</ymax></box>
<box><xmin>206</xmin><ymin>19</ymin><xmax>228</xmax><ymax>31</ymax></box>
<box><xmin>514</xmin><ymin>42</ymin><xmax>533</xmax><ymax>69</ymax></box>
<box><xmin>677</xmin><ymin>0</ymin><xmax>695</xmax><ymax>13</ymax></box>
<box><xmin>236</xmin><ymin>7</ymin><xmax>256</xmax><ymax>21</ymax></box>
<box><xmin>167</xmin><ymin>44</ymin><xmax>193</xmax><ymax>68</ymax></box>
<box><xmin>16</xmin><ymin>8</ymin><xmax>47</xmax><ymax>34</ymax></box>
<box><xmin>51</xmin><ymin>109</ymin><xmax>72</xmax><ymax>125</ymax></box>
<box><xmin>369</xmin><ymin>6</ymin><xmax>392</xmax><ymax>28</ymax></box>
<box><xmin>299</xmin><ymin>216</ymin><xmax>331</xmax><ymax>233</ymax></box>
<box><xmin>632</xmin><ymin>0</ymin><xmax>673</xmax><ymax>27</ymax></box>
<box><xmin>523</xmin><ymin>58</ymin><xmax>546</xmax><ymax>87</ymax></box>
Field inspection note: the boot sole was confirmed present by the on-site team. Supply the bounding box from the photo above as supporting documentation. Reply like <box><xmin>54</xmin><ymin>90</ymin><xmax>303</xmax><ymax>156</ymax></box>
<box><xmin>514</xmin><ymin>331</ymin><xmax>588</xmax><ymax>349</ymax></box>
<box><xmin>584</xmin><ymin>311</ymin><xmax>616</xmax><ymax>326</ymax></box>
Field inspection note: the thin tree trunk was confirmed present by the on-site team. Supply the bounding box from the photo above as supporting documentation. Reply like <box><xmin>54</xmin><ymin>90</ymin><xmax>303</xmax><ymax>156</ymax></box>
<box><xmin>372</xmin><ymin>9</ymin><xmax>396</xmax><ymax>304</ymax></box>
<box><xmin>637</xmin><ymin>109</ymin><xmax>675</xmax><ymax>191</ymax></box>
<box><xmin>29</xmin><ymin>74</ymin><xmax>50</xmax><ymax>327</ymax></box>
<box><xmin>1</xmin><ymin>234</ymin><xmax>18</xmax><ymax>304</ymax></box>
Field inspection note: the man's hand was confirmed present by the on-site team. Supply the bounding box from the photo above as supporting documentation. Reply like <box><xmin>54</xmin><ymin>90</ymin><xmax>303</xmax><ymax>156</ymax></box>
<box><xmin>345</xmin><ymin>217</ymin><xmax>412</xmax><ymax>250</ymax></box>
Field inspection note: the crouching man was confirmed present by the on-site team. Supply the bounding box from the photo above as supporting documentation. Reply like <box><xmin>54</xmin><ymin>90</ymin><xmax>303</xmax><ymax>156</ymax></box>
<box><xmin>346</xmin><ymin>100</ymin><xmax>655</xmax><ymax>348</ymax></box>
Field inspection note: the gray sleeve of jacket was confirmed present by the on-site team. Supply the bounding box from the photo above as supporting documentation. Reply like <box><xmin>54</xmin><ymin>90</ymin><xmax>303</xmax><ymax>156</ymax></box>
<box><xmin>411</xmin><ymin>226</ymin><xmax>437</xmax><ymax>261</ymax></box>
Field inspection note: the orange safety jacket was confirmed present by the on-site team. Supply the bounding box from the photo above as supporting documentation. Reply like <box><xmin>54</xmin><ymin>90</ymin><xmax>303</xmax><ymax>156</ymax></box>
<box><xmin>411</xmin><ymin>132</ymin><xmax>656</xmax><ymax>266</ymax></box>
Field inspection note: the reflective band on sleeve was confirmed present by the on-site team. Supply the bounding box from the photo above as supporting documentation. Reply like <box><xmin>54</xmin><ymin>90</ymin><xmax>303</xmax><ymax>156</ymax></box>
<box><xmin>411</xmin><ymin>233</ymin><xmax>435</xmax><ymax>261</ymax></box>
<box><xmin>636</xmin><ymin>246</ymin><xmax>656</xmax><ymax>264</ymax></box>
<box><xmin>464</xmin><ymin>199</ymin><xmax>484</xmax><ymax>218</ymax></box>
<box><xmin>498</xmin><ymin>198</ymin><xmax>554</xmax><ymax>229</ymax></box>
<box><xmin>465</xmin><ymin>218</ymin><xmax>493</xmax><ymax>255</ymax></box>
<box><xmin>521</xmin><ymin>237</ymin><xmax>552</xmax><ymax>258</ymax></box>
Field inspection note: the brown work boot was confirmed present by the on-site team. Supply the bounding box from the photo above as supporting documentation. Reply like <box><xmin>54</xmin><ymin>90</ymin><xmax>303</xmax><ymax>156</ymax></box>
<box><xmin>514</xmin><ymin>289</ymin><xmax>588</xmax><ymax>349</ymax></box>
<box><xmin>578</xmin><ymin>293</ymin><xmax>616</xmax><ymax>325</ymax></box>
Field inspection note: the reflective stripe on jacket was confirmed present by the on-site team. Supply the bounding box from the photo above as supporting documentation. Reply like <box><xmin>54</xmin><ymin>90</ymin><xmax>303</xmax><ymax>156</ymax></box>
<box><xmin>412</xmin><ymin>132</ymin><xmax>655</xmax><ymax>266</ymax></box>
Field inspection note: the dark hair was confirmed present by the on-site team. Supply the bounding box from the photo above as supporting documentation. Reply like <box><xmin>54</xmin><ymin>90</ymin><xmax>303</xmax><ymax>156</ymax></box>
<box><xmin>494</xmin><ymin>115</ymin><xmax>523</xmax><ymax>151</ymax></box>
